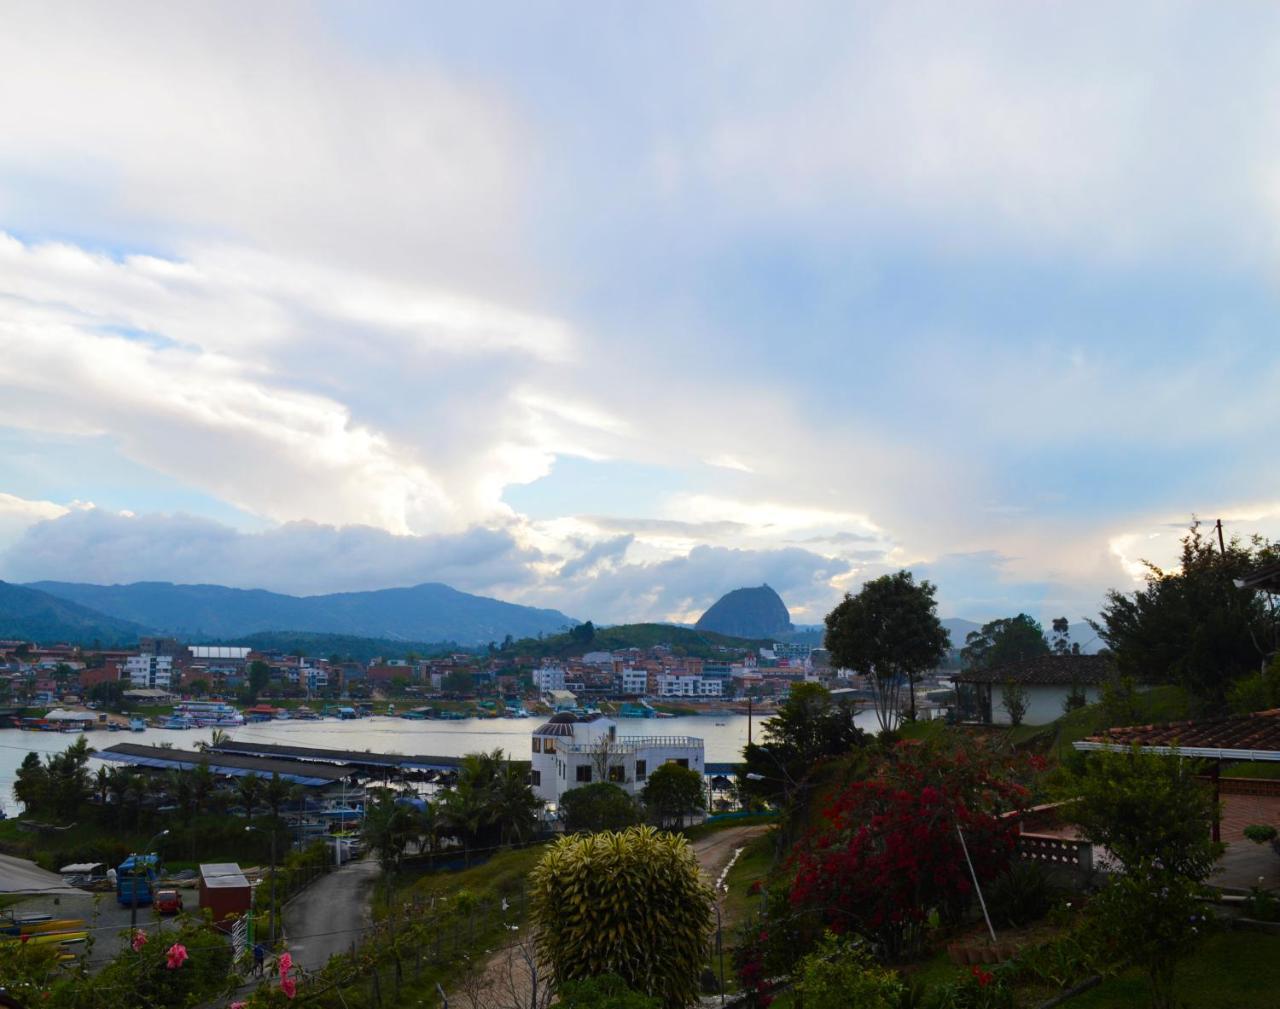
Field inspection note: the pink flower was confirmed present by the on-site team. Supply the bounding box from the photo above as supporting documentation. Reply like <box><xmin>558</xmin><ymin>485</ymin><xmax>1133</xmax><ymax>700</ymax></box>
<box><xmin>230</xmin><ymin>1003</ymin><xmax>247</xmax><ymax>1009</ymax></box>
<box><xmin>277</xmin><ymin>951</ymin><xmax>293</xmax><ymax>976</ymax></box>
<box><xmin>165</xmin><ymin>943</ymin><xmax>189</xmax><ymax>969</ymax></box>
<box><xmin>280</xmin><ymin>977</ymin><xmax>297</xmax><ymax>1000</ymax></box>
<box><xmin>131</xmin><ymin>930</ymin><xmax>148</xmax><ymax>952</ymax></box>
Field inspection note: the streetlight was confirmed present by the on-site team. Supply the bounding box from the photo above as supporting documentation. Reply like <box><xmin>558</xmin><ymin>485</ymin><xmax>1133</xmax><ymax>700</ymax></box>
<box><xmin>245</xmin><ymin>824</ymin><xmax>278</xmax><ymax>942</ymax></box>
<box><xmin>131</xmin><ymin>829</ymin><xmax>170</xmax><ymax>929</ymax></box>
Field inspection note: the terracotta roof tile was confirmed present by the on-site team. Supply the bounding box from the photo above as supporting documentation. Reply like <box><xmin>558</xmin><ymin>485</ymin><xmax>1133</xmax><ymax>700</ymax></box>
<box><xmin>1080</xmin><ymin>708</ymin><xmax>1280</xmax><ymax>754</ymax></box>
<box><xmin>952</xmin><ymin>654</ymin><xmax>1111</xmax><ymax>686</ymax></box>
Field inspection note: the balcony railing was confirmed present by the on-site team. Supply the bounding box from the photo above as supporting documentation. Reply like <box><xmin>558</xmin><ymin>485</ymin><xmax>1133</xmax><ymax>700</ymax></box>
<box><xmin>560</xmin><ymin>735</ymin><xmax>704</xmax><ymax>754</ymax></box>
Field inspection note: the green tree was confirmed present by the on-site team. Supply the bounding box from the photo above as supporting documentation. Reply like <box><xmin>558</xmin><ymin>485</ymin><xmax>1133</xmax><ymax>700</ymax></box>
<box><xmin>530</xmin><ymin>826</ymin><xmax>714</xmax><ymax>1009</ymax></box>
<box><xmin>1096</xmin><ymin>520</ymin><xmax>1279</xmax><ymax>712</ymax></box>
<box><xmin>247</xmin><ymin>659</ymin><xmax>271</xmax><ymax>702</ymax></box>
<box><xmin>739</xmin><ymin>683</ymin><xmax>867</xmax><ymax>809</ymax></box>
<box><xmin>641</xmin><ymin>762</ymin><xmax>705</xmax><ymax>829</ymax></box>
<box><xmin>1051</xmin><ymin>616</ymin><xmax>1080</xmax><ymax>656</ymax></box>
<box><xmin>560</xmin><ymin>782</ymin><xmax>641</xmax><ymax>833</ymax></box>
<box><xmin>961</xmin><ymin>614</ymin><xmax>1050</xmax><ymax>671</ymax></box>
<box><xmin>1058</xmin><ymin>746</ymin><xmax>1222</xmax><ymax>1009</ymax></box>
<box><xmin>824</xmin><ymin>571</ymin><xmax>949</xmax><ymax>730</ymax></box>
<box><xmin>186</xmin><ymin>677</ymin><xmax>210</xmax><ymax>696</ymax></box>
<box><xmin>442</xmin><ymin>669</ymin><xmax>475</xmax><ymax>694</ymax></box>
<box><xmin>236</xmin><ymin>771</ymin><xmax>263</xmax><ymax>818</ymax></box>
<box><xmin>13</xmin><ymin>751</ymin><xmax>48</xmax><ymax>814</ymax></box>
<box><xmin>363</xmin><ymin>791</ymin><xmax>419</xmax><ymax>873</ymax></box>
<box><xmin>262</xmin><ymin>772</ymin><xmax>293</xmax><ymax>821</ymax></box>
<box><xmin>1000</xmin><ymin>679</ymin><xmax>1029</xmax><ymax>726</ymax></box>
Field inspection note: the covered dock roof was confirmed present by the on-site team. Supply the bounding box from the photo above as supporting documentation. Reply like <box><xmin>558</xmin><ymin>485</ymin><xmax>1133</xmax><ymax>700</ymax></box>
<box><xmin>207</xmin><ymin>740</ymin><xmax>463</xmax><ymax>773</ymax></box>
<box><xmin>97</xmin><ymin>743</ymin><xmax>355</xmax><ymax>785</ymax></box>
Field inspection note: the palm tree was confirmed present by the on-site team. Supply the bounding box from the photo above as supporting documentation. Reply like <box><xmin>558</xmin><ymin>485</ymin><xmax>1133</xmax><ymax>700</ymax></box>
<box><xmin>198</xmin><ymin>728</ymin><xmax>231</xmax><ymax>752</ymax></box>
<box><xmin>236</xmin><ymin>772</ymin><xmax>264</xmax><ymax>819</ymax></box>
<box><xmin>263</xmin><ymin>772</ymin><xmax>292</xmax><ymax>822</ymax></box>
<box><xmin>363</xmin><ymin>792</ymin><xmax>418</xmax><ymax>874</ymax></box>
<box><xmin>124</xmin><ymin>772</ymin><xmax>149</xmax><ymax>828</ymax></box>
<box><xmin>95</xmin><ymin>766</ymin><xmax>110</xmax><ymax>805</ymax></box>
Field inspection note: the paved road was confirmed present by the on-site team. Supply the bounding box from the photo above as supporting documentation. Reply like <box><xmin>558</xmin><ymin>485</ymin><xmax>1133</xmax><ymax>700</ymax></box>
<box><xmin>283</xmin><ymin>856</ymin><xmax>380</xmax><ymax>971</ymax></box>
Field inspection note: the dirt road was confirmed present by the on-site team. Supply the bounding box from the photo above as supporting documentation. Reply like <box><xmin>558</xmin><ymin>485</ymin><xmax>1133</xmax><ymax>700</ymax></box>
<box><xmin>690</xmin><ymin>824</ymin><xmax>770</xmax><ymax>892</ymax></box>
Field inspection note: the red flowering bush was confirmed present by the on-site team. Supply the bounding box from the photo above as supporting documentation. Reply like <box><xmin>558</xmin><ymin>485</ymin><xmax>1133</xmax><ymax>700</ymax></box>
<box><xmin>789</xmin><ymin>739</ymin><xmax>1035</xmax><ymax>958</ymax></box>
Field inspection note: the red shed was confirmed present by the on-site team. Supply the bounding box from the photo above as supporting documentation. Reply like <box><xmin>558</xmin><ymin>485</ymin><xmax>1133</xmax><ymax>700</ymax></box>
<box><xmin>199</xmin><ymin>862</ymin><xmax>251</xmax><ymax>929</ymax></box>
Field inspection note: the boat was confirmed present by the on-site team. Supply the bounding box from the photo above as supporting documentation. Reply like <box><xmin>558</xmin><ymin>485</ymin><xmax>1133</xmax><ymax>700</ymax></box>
<box><xmin>400</xmin><ymin>709</ymin><xmax>429</xmax><ymax>720</ymax></box>
<box><xmin>128</xmin><ymin>719</ymin><xmax>147</xmax><ymax>732</ymax></box>
<box><xmin>107</xmin><ymin>722</ymin><xmax>123</xmax><ymax>732</ymax></box>
<box><xmin>293</xmin><ymin>706</ymin><xmax>320</xmax><ymax>720</ymax></box>
<box><xmin>156</xmin><ymin>714</ymin><xmax>195</xmax><ymax>730</ymax></box>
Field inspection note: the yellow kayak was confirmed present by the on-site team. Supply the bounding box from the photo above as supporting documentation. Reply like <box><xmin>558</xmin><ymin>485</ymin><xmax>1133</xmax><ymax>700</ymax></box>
<box><xmin>3</xmin><ymin>930</ymin><xmax>89</xmax><ymax>947</ymax></box>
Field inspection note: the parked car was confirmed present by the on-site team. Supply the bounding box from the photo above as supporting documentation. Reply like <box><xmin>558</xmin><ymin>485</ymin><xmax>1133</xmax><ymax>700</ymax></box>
<box><xmin>154</xmin><ymin>889</ymin><xmax>183</xmax><ymax>915</ymax></box>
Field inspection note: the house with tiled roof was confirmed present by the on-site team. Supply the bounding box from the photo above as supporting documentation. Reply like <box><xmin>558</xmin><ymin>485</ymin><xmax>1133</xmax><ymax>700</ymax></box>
<box><xmin>953</xmin><ymin>654</ymin><xmax>1112</xmax><ymax>726</ymax></box>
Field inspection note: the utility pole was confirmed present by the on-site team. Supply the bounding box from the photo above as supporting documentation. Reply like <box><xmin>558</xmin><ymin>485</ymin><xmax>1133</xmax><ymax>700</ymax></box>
<box><xmin>1217</xmin><ymin>518</ymin><xmax>1227</xmax><ymax>556</ymax></box>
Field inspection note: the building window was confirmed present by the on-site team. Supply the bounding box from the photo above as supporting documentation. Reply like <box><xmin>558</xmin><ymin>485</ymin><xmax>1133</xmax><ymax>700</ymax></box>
<box><xmin>532</xmin><ymin>737</ymin><xmax>542</xmax><ymax>753</ymax></box>
<box><xmin>668</xmin><ymin>758</ymin><xmax>689</xmax><ymax>769</ymax></box>
<box><xmin>608</xmin><ymin>765</ymin><xmax>626</xmax><ymax>783</ymax></box>
<box><xmin>529</xmin><ymin>770</ymin><xmax>541</xmax><ymax>786</ymax></box>
<box><xmin>635</xmin><ymin>760</ymin><xmax>647</xmax><ymax>779</ymax></box>
<box><xmin>576</xmin><ymin>765</ymin><xmax>592</xmax><ymax>783</ymax></box>
<box><xmin>544</xmin><ymin>739</ymin><xmax>556</xmax><ymax>754</ymax></box>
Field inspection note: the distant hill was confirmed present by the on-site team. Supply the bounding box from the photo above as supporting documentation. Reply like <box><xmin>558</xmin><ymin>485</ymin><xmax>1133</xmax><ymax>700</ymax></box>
<box><xmin>504</xmin><ymin>622</ymin><xmax>766</xmax><ymax>661</ymax></box>
<box><xmin>695</xmin><ymin>585</ymin><xmax>793</xmax><ymax>639</ymax></box>
<box><xmin>27</xmin><ymin>581</ymin><xmax>577</xmax><ymax>646</ymax></box>
<box><xmin>0</xmin><ymin>581</ymin><xmax>149</xmax><ymax>646</ymax></box>
<box><xmin>234</xmin><ymin>630</ymin><xmax>470</xmax><ymax>664</ymax></box>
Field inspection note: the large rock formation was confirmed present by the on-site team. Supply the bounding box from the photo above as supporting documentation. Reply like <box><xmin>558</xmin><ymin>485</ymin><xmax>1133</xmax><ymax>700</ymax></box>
<box><xmin>694</xmin><ymin>585</ymin><xmax>793</xmax><ymax>639</ymax></box>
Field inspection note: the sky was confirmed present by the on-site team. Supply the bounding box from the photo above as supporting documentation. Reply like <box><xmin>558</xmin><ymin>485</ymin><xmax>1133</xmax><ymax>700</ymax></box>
<box><xmin>1</xmin><ymin>2</ymin><xmax>1279</xmax><ymax>627</ymax></box>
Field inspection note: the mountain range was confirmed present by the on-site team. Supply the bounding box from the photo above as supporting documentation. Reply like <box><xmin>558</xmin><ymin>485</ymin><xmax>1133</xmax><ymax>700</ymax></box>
<box><xmin>21</xmin><ymin>580</ymin><xmax>576</xmax><ymax>646</ymax></box>
<box><xmin>0</xmin><ymin>582</ymin><xmax>151</xmax><ymax>647</ymax></box>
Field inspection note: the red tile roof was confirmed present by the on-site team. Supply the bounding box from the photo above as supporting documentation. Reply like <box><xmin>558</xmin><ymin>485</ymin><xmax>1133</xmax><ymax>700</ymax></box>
<box><xmin>1078</xmin><ymin>708</ymin><xmax>1280</xmax><ymax>758</ymax></box>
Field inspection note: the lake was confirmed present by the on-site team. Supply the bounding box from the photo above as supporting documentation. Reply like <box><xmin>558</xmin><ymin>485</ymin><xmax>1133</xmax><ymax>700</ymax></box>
<box><xmin>0</xmin><ymin>709</ymin><xmax>886</xmax><ymax>812</ymax></box>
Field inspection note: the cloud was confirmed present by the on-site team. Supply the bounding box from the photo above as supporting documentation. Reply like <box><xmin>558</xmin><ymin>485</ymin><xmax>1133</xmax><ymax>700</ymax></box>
<box><xmin>1</xmin><ymin>509</ymin><xmax>540</xmax><ymax>597</ymax></box>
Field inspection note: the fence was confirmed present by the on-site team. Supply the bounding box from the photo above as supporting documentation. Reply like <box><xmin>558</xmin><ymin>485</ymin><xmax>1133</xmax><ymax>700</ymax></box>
<box><xmin>1017</xmin><ymin>833</ymin><xmax>1093</xmax><ymax>874</ymax></box>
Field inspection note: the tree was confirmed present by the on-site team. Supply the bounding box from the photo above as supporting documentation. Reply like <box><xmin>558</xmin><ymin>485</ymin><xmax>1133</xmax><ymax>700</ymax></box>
<box><xmin>1057</xmin><ymin>746</ymin><xmax>1221</xmax><ymax>1009</ymax></box>
<box><xmin>560</xmin><ymin>782</ymin><xmax>641</xmax><ymax>833</ymax></box>
<box><xmin>1001</xmin><ymin>679</ymin><xmax>1029</xmax><ymax>726</ymax></box>
<box><xmin>186</xmin><ymin>677</ymin><xmax>210</xmax><ymax>697</ymax></box>
<box><xmin>442</xmin><ymin>669</ymin><xmax>475</xmax><ymax>694</ymax></box>
<box><xmin>529</xmin><ymin>826</ymin><xmax>714</xmax><ymax>1009</ymax></box>
<box><xmin>262</xmin><ymin>772</ymin><xmax>293</xmax><ymax>821</ymax></box>
<box><xmin>824</xmin><ymin>571</ymin><xmax>949</xmax><ymax>730</ymax></box>
<box><xmin>363</xmin><ymin>792</ymin><xmax>419</xmax><ymax>873</ymax></box>
<box><xmin>569</xmin><ymin>620</ymin><xmax>596</xmax><ymax>645</ymax></box>
<box><xmin>739</xmin><ymin>682</ymin><xmax>867</xmax><ymax>809</ymax></box>
<box><xmin>640</xmin><ymin>762</ymin><xmax>705</xmax><ymax>829</ymax></box>
<box><xmin>247</xmin><ymin>660</ymin><xmax>271</xmax><ymax>702</ymax></box>
<box><xmin>961</xmin><ymin>614</ymin><xmax>1050</xmax><ymax>671</ymax></box>
<box><xmin>1050</xmin><ymin>616</ymin><xmax>1080</xmax><ymax>656</ymax></box>
<box><xmin>236</xmin><ymin>772</ymin><xmax>264</xmax><ymax>818</ymax></box>
<box><xmin>1095</xmin><ymin>520</ymin><xmax>1279</xmax><ymax>712</ymax></box>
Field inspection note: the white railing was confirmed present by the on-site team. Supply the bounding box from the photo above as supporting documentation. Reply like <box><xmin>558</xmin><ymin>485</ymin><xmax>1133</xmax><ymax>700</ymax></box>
<box><xmin>560</xmin><ymin>736</ymin><xmax>704</xmax><ymax>754</ymax></box>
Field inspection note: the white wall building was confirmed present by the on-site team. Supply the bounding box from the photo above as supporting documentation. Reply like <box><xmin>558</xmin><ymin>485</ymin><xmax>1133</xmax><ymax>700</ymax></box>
<box><xmin>655</xmin><ymin>673</ymin><xmax>724</xmax><ymax>698</ymax></box>
<box><xmin>953</xmin><ymin>655</ymin><xmax>1110</xmax><ymax>726</ymax></box>
<box><xmin>533</xmin><ymin>666</ymin><xmax>567</xmax><ymax>693</ymax></box>
<box><xmin>123</xmin><ymin>654</ymin><xmax>174</xmax><ymax>690</ymax></box>
<box><xmin>620</xmin><ymin>668</ymin><xmax>649</xmax><ymax>695</ymax></box>
<box><xmin>530</xmin><ymin>713</ymin><xmax>705</xmax><ymax>804</ymax></box>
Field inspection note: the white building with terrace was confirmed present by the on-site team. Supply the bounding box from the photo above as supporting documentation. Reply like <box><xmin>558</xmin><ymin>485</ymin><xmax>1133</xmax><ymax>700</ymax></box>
<box><xmin>530</xmin><ymin>712</ymin><xmax>704</xmax><ymax>805</ymax></box>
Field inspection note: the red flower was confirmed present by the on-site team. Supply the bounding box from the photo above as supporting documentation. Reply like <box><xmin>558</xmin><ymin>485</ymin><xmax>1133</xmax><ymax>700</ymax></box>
<box><xmin>131</xmin><ymin>930</ymin><xmax>148</xmax><ymax>953</ymax></box>
<box><xmin>165</xmin><ymin>943</ymin><xmax>189</xmax><ymax>969</ymax></box>
<box><xmin>970</xmin><ymin>966</ymin><xmax>994</xmax><ymax>987</ymax></box>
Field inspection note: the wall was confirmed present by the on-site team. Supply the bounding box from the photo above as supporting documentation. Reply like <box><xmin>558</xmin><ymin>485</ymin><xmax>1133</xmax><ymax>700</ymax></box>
<box><xmin>989</xmin><ymin>683</ymin><xmax>1102</xmax><ymax>725</ymax></box>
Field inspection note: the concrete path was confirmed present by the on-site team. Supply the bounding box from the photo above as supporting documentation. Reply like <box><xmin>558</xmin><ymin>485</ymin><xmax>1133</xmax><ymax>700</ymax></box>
<box><xmin>690</xmin><ymin>824</ymin><xmax>770</xmax><ymax>891</ymax></box>
<box><xmin>282</xmin><ymin>856</ymin><xmax>380</xmax><ymax>971</ymax></box>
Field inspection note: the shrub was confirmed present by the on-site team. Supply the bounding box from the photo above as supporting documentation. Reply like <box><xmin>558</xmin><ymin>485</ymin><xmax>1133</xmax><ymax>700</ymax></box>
<box><xmin>1243</xmin><ymin>823</ymin><xmax>1278</xmax><ymax>845</ymax></box>
<box><xmin>560</xmin><ymin>782</ymin><xmax>641</xmax><ymax>834</ymax></box>
<box><xmin>794</xmin><ymin>931</ymin><xmax>904</xmax><ymax>1009</ymax></box>
<box><xmin>558</xmin><ymin>973</ymin><xmax>661</xmax><ymax>1009</ymax></box>
<box><xmin>985</xmin><ymin>861</ymin><xmax>1058</xmax><ymax>929</ymax></box>
<box><xmin>529</xmin><ymin>826</ymin><xmax>714</xmax><ymax>1009</ymax></box>
<box><xmin>926</xmin><ymin>965</ymin><xmax>1014</xmax><ymax>1009</ymax></box>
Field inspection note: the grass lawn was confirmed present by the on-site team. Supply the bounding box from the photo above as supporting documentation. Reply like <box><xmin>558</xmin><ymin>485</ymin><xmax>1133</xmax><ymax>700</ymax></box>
<box><xmin>1069</xmin><ymin>930</ymin><xmax>1280</xmax><ymax>1009</ymax></box>
<box><xmin>719</xmin><ymin>830</ymin><xmax>775</xmax><ymax>931</ymax></box>
<box><xmin>1050</xmin><ymin>684</ymin><xmax>1191</xmax><ymax>760</ymax></box>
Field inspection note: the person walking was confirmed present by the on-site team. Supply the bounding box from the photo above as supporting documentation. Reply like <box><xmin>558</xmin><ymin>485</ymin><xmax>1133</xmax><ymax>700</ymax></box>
<box><xmin>253</xmin><ymin>941</ymin><xmax>266</xmax><ymax>977</ymax></box>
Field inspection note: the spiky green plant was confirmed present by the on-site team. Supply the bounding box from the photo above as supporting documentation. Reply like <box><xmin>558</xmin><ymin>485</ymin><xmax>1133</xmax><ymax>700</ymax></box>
<box><xmin>529</xmin><ymin>825</ymin><xmax>714</xmax><ymax>1009</ymax></box>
